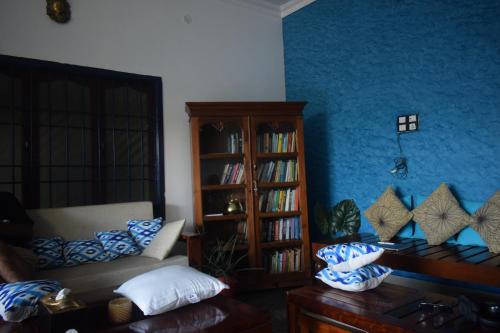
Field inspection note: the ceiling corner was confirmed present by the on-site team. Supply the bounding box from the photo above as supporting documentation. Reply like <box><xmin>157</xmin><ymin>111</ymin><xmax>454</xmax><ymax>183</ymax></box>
<box><xmin>280</xmin><ymin>0</ymin><xmax>316</xmax><ymax>18</ymax></box>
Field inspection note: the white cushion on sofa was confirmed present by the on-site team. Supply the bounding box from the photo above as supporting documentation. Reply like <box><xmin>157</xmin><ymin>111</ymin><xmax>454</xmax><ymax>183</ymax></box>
<box><xmin>141</xmin><ymin>219</ymin><xmax>185</xmax><ymax>260</ymax></box>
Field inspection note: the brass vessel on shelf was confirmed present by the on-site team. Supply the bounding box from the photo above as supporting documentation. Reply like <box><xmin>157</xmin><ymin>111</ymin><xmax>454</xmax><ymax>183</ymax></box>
<box><xmin>224</xmin><ymin>198</ymin><xmax>243</xmax><ymax>215</ymax></box>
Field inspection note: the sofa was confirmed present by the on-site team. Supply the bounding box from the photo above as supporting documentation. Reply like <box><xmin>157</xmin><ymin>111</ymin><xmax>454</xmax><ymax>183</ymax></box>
<box><xmin>25</xmin><ymin>201</ymin><xmax>200</xmax><ymax>302</ymax></box>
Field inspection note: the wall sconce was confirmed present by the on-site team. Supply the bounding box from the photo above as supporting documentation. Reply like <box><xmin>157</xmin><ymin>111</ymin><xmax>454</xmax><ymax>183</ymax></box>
<box><xmin>46</xmin><ymin>0</ymin><xmax>71</xmax><ymax>23</ymax></box>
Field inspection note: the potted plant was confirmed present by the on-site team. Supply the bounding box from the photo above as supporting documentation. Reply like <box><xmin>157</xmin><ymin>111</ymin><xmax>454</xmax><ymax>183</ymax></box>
<box><xmin>203</xmin><ymin>234</ymin><xmax>247</xmax><ymax>296</ymax></box>
<box><xmin>314</xmin><ymin>199</ymin><xmax>361</xmax><ymax>239</ymax></box>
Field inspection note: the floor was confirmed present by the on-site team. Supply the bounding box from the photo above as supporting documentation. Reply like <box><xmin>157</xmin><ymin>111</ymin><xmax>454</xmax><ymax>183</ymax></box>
<box><xmin>237</xmin><ymin>288</ymin><xmax>289</xmax><ymax>333</ymax></box>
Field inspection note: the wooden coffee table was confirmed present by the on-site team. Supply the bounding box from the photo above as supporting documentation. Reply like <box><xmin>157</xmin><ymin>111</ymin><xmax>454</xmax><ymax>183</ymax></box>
<box><xmin>287</xmin><ymin>283</ymin><xmax>488</xmax><ymax>333</ymax></box>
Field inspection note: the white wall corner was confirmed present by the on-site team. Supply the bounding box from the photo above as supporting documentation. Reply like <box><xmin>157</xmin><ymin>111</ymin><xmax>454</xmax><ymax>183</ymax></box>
<box><xmin>280</xmin><ymin>0</ymin><xmax>316</xmax><ymax>18</ymax></box>
<box><xmin>220</xmin><ymin>0</ymin><xmax>281</xmax><ymax>18</ymax></box>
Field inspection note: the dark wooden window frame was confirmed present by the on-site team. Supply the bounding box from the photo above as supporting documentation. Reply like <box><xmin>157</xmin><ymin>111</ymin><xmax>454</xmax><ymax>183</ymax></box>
<box><xmin>0</xmin><ymin>54</ymin><xmax>165</xmax><ymax>217</ymax></box>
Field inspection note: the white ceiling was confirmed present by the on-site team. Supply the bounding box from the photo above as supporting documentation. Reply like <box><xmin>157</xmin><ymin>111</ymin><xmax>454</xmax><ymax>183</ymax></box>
<box><xmin>232</xmin><ymin>0</ymin><xmax>316</xmax><ymax>18</ymax></box>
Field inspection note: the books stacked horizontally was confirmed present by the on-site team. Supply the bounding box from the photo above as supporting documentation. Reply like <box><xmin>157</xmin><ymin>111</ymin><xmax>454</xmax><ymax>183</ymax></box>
<box><xmin>257</xmin><ymin>132</ymin><xmax>297</xmax><ymax>153</ymax></box>
<box><xmin>227</xmin><ymin>132</ymin><xmax>242</xmax><ymax>153</ymax></box>
<box><xmin>264</xmin><ymin>248</ymin><xmax>302</xmax><ymax>273</ymax></box>
<box><xmin>257</xmin><ymin>160</ymin><xmax>298</xmax><ymax>183</ymax></box>
<box><xmin>220</xmin><ymin>163</ymin><xmax>245</xmax><ymax>184</ymax></box>
<box><xmin>262</xmin><ymin>217</ymin><xmax>301</xmax><ymax>242</ymax></box>
<box><xmin>259</xmin><ymin>189</ymin><xmax>299</xmax><ymax>212</ymax></box>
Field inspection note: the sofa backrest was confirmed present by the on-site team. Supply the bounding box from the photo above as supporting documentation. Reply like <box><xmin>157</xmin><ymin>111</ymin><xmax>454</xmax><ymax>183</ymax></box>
<box><xmin>27</xmin><ymin>201</ymin><xmax>154</xmax><ymax>240</ymax></box>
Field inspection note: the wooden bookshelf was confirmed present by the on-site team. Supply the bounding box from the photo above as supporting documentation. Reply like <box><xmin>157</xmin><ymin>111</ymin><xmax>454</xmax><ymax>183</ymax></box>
<box><xmin>186</xmin><ymin>102</ymin><xmax>311</xmax><ymax>290</ymax></box>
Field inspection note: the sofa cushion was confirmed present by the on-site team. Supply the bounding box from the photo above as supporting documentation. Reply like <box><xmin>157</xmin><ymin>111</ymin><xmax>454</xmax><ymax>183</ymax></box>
<box><xmin>470</xmin><ymin>191</ymin><xmax>500</xmax><ymax>253</ymax></box>
<box><xmin>63</xmin><ymin>240</ymin><xmax>109</xmax><ymax>267</ymax></box>
<box><xmin>34</xmin><ymin>254</ymin><xmax>188</xmax><ymax>296</ymax></box>
<box><xmin>141</xmin><ymin>219</ymin><xmax>185</xmax><ymax>260</ymax></box>
<box><xmin>31</xmin><ymin>237</ymin><xmax>65</xmax><ymax>270</ymax></box>
<box><xmin>315</xmin><ymin>264</ymin><xmax>392</xmax><ymax>292</ymax></box>
<box><xmin>96</xmin><ymin>230</ymin><xmax>141</xmax><ymax>260</ymax></box>
<box><xmin>128</xmin><ymin>218</ymin><xmax>163</xmax><ymax>250</ymax></box>
<box><xmin>364</xmin><ymin>187</ymin><xmax>413</xmax><ymax>241</ymax></box>
<box><xmin>412</xmin><ymin>183</ymin><xmax>471</xmax><ymax>245</ymax></box>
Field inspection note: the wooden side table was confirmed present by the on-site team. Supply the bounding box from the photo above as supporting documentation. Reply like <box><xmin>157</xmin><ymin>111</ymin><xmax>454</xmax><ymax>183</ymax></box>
<box><xmin>287</xmin><ymin>283</ymin><xmax>485</xmax><ymax>333</ymax></box>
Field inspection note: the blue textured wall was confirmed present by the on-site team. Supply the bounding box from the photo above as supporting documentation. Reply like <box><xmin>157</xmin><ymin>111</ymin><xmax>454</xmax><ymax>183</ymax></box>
<box><xmin>284</xmin><ymin>0</ymin><xmax>500</xmax><ymax>237</ymax></box>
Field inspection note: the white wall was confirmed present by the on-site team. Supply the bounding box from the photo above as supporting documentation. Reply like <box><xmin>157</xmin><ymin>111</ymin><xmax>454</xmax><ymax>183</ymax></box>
<box><xmin>0</xmin><ymin>0</ymin><xmax>286</xmax><ymax>228</ymax></box>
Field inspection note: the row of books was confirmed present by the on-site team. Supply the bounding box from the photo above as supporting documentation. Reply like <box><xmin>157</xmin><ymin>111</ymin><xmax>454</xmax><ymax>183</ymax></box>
<box><xmin>256</xmin><ymin>160</ymin><xmax>298</xmax><ymax>183</ymax></box>
<box><xmin>259</xmin><ymin>189</ymin><xmax>299</xmax><ymax>212</ymax></box>
<box><xmin>257</xmin><ymin>132</ymin><xmax>297</xmax><ymax>153</ymax></box>
<box><xmin>227</xmin><ymin>132</ymin><xmax>242</xmax><ymax>153</ymax></box>
<box><xmin>220</xmin><ymin>163</ymin><xmax>245</xmax><ymax>184</ymax></box>
<box><xmin>262</xmin><ymin>217</ymin><xmax>301</xmax><ymax>242</ymax></box>
<box><xmin>264</xmin><ymin>248</ymin><xmax>302</xmax><ymax>273</ymax></box>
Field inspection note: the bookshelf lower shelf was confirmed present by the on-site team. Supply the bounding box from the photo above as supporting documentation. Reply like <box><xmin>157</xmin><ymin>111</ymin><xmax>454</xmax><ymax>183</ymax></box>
<box><xmin>259</xmin><ymin>211</ymin><xmax>301</xmax><ymax>219</ymax></box>
<box><xmin>260</xmin><ymin>240</ymin><xmax>303</xmax><ymax>249</ymax></box>
<box><xmin>203</xmin><ymin>214</ymin><xmax>247</xmax><ymax>222</ymax></box>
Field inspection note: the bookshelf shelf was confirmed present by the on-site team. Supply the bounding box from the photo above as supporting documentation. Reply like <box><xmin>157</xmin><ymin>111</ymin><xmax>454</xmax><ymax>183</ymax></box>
<box><xmin>256</xmin><ymin>152</ymin><xmax>298</xmax><ymax>159</ymax></box>
<box><xmin>258</xmin><ymin>182</ymin><xmax>299</xmax><ymax>189</ymax></box>
<box><xmin>203</xmin><ymin>214</ymin><xmax>247</xmax><ymax>222</ymax></box>
<box><xmin>259</xmin><ymin>211</ymin><xmax>302</xmax><ymax>218</ymax></box>
<box><xmin>187</xmin><ymin>102</ymin><xmax>311</xmax><ymax>290</ymax></box>
<box><xmin>199</xmin><ymin>153</ymin><xmax>244</xmax><ymax>160</ymax></box>
<box><xmin>201</xmin><ymin>184</ymin><xmax>246</xmax><ymax>191</ymax></box>
<box><xmin>260</xmin><ymin>240</ymin><xmax>303</xmax><ymax>249</ymax></box>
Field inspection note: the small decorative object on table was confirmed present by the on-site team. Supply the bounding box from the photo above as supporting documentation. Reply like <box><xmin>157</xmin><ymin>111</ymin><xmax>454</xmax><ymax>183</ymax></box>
<box><xmin>224</xmin><ymin>198</ymin><xmax>244</xmax><ymax>215</ymax></box>
<box><xmin>108</xmin><ymin>297</ymin><xmax>132</xmax><ymax>325</ymax></box>
<box><xmin>40</xmin><ymin>288</ymin><xmax>85</xmax><ymax>314</ymax></box>
<box><xmin>38</xmin><ymin>288</ymin><xmax>88</xmax><ymax>333</ymax></box>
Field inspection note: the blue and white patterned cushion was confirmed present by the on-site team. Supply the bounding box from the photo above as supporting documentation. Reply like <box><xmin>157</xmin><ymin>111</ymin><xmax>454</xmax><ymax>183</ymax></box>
<box><xmin>63</xmin><ymin>240</ymin><xmax>109</xmax><ymax>267</ymax></box>
<box><xmin>316</xmin><ymin>264</ymin><xmax>392</xmax><ymax>292</ymax></box>
<box><xmin>30</xmin><ymin>237</ymin><xmax>65</xmax><ymax>270</ymax></box>
<box><xmin>316</xmin><ymin>242</ymin><xmax>384</xmax><ymax>272</ymax></box>
<box><xmin>0</xmin><ymin>280</ymin><xmax>61</xmax><ymax>322</ymax></box>
<box><xmin>127</xmin><ymin>217</ymin><xmax>164</xmax><ymax>250</ymax></box>
<box><xmin>96</xmin><ymin>230</ymin><xmax>141</xmax><ymax>260</ymax></box>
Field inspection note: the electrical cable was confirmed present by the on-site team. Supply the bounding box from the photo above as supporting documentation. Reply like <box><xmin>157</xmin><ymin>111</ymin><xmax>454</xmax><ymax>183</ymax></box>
<box><xmin>390</xmin><ymin>133</ymin><xmax>408</xmax><ymax>179</ymax></box>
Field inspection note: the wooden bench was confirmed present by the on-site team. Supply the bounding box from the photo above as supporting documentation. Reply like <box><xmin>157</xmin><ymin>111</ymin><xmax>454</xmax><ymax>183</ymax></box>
<box><xmin>312</xmin><ymin>233</ymin><xmax>500</xmax><ymax>289</ymax></box>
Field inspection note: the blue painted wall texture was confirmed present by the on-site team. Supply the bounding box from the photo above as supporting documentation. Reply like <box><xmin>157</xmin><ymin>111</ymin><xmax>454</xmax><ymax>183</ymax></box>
<box><xmin>284</xmin><ymin>0</ymin><xmax>500</xmax><ymax>237</ymax></box>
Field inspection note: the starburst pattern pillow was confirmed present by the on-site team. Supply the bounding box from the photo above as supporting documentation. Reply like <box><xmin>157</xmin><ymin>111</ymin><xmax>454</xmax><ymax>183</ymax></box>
<box><xmin>470</xmin><ymin>191</ymin><xmax>500</xmax><ymax>253</ymax></box>
<box><xmin>412</xmin><ymin>183</ymin><xmax>471</xmax><ymax>245</ymax></box>
<box><xmin>364</xmin><ymin>186</ymin><xmax>413</xmax><ymax>241</ymax></box>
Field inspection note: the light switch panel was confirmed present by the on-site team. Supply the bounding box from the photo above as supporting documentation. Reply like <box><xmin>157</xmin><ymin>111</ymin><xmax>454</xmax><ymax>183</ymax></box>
<box><xmin>397</xmin><ymin>114</ymin><xmax>418</xmax><ymax>133</ymax></box>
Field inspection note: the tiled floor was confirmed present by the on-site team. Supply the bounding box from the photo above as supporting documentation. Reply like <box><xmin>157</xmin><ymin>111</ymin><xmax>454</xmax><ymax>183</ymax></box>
<box><xmin>237</xmin><ymin>288</ymin><xmax>289</xmax><ymax>333</ymax></box>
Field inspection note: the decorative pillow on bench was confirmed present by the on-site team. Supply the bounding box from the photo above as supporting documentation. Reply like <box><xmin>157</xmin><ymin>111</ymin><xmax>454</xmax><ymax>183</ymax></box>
<box><xmin>63</xmin><ymin>239</ymin><xmax>109</xmax><ymax>267</ymax></box>
<box><xmin>469</xmin><ymin>191</ymin><xmax>500</xmax><ymax>253</ymax></box>
<box><xmin>0</xmin><ymin>280</ymin><xmax>61</xmax><ymax>322</ymax></box>
<box><xmin>96</xmin><ymin>230</ymin><xmax>141</xmax><ymax>260</ymax></box>
<box><xmin>316</xmin><ymin>242</ymin><xmax>384</xmax><ymax>272</ymax></box>
<box><xmin>127</xmin><ymin>217</ymin><xmax>164</xmax><ymax>250</ymax></box>
<box><xmin>316</xmin><ymin>264</ymin><xmax>392</xmax><ymax>292</ymax></box>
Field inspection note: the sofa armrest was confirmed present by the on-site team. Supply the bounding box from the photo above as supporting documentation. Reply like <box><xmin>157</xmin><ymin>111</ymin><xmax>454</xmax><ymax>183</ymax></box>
<box><xmin>179</xmin><ymin>232</ymin><xmax>202</xmax><ymax>268</ymax></box>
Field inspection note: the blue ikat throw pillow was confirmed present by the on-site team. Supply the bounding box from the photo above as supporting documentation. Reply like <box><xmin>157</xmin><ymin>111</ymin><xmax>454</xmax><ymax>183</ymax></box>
<box><xmin>316</xmin><ymin>264</ymin><xmax>392</xmax><ymax>292</ymax></box>
<box><xmin>0</xmin><ymin>280</ymin><xmax>61</xmax><ymax>322</ymax></box>
<box><xmin>316</xmin><ymin>242</ymin><xmax>384</xmax><ymax>272</ymax></box>
<box><xmin>30</xmin><ymin>237</ymin><xmax>65</xmax><ymax>270</ymax></box>
<box><xmin>127</xmin><ymin>217</ymin><xmax>164</xmax><ymax>250</ymax></box>
<box><xmin>96</xmin><ymin>230</ymin><xmax>141</xmax><ymax>260</ymax></box>
<box><xmin>63</xmin><ymin>240</ymin><xmax>109</xmax><ymax>267</ymax></box>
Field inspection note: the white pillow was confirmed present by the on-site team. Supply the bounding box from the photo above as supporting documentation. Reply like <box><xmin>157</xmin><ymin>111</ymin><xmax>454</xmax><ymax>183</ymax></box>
<box><xmin>315</xmin><ymin>264</ymin><xmax>392</xmax><ymax>292</ymax></box>
<box><xmin>114</xmin><ymin>265</ymin><xmax>228</xmax><ymax>315</ymax></box>
<box><xmin>141</xmin><ymin>219</ymin><xmax>185</xmax><ymax>260</ymax></box>
<box><xmin>316</xmin><ymin>242</ymin><xmax>384</xmax><ymax>272</ymax></box>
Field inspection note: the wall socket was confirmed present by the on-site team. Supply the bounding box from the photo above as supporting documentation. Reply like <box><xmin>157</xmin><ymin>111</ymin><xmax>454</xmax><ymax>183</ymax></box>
<box><xmin>397</xmin><ymin>114</ymin><xmax>418</xmax><ymax>133</ymax></box>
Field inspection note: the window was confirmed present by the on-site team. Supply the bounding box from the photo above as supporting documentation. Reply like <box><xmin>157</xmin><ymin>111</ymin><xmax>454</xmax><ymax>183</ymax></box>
<box><xmin>0</xmin><ymin>55</ymin><xmax>165</xmax><ymax>216</ymax></box>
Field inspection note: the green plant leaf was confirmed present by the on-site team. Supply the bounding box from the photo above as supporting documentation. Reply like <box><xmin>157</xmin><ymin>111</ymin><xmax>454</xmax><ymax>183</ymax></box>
<box><xmin>331</xmin><ymin>199</ymin><xmax>361</xmax><ymax>236</ymax></box>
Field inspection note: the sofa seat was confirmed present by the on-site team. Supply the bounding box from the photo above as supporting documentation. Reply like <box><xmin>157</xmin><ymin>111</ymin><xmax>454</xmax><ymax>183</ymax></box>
<box><xmin>35</xmin><ymin>254</ymin><xmax>188</xmax><ymax>295</ymax></box>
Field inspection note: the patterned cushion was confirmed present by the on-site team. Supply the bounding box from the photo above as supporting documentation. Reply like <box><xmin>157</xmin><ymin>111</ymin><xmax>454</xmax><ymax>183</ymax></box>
<box><xmin>30</xmin><ymin>237</ymin><xmax>64</xmax><ymax>270</ymax></box>
<box><xmin>0</xmin><ymin>280</ymin><xmax>61</xmax><ymax>322</ymax></box>
<box><xmin>364</xmin><ymin>186</ymin><xmax>413</xmax><ymax>241</ymax></box>
<box><xmin>316</xmin><ymin>242</ymin><xmax>384</xmax><ymax>272</ymax></box>
<box><xmin>127</xmin><ymin>218</ymin><xmax>164</xmax><ymax>250</ymax></box>
<box><xmin>470</xmin><ymin>191</ymin><xmax>500</xmax><ymax>253</ymax></box>
<box><xmin>412</xmin><ymin>183</ymin><xmax>472</xmax><ymax>245</ymax></box>
<box><xmin>96</xmin><ymin>230</ymin><xmax>141</xmax><ymax>260</ymax></box>
<box><xmin>316</xmin><ymin>264</ymin><xmax>392</xmax><ymax>292</ymax></box>
<box><xmin>63</xmin><ymin>240</ymin><xmax>109</xmax><ymax>267</ymax></box>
